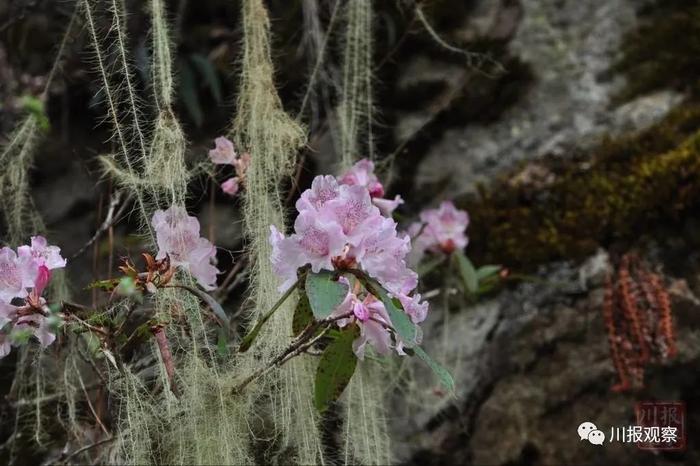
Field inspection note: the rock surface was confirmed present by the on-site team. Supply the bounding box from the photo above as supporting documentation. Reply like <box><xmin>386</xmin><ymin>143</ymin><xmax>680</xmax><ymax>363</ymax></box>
<box><xmin>388</xmin><ymin>0</ymin><xmax>700</xmax><ymax>464</ymax></box>
<box><xmin>411</xmin><ymin>0</ymin><xmax>647</xmax><ymax>198</ymax></box>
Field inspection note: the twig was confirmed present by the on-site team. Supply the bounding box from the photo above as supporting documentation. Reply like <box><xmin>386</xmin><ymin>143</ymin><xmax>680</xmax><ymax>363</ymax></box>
<box><xmin>76</xmin><ymin>367</ymin><xmax>110</xmax><ymax>435</ymax></box>
<box><xmin>152</xmin><ymin>325</ymin><xmax>178</xmax><ymax>396</ymax></box>
<box><xmin>233</xmin><ymin>311</ymin><xmax>353</xmax><ymax>393</ymax></box>
<box><xmin>216</xmin><ymin>256</ymin><xmax>247</xmax><ymax>298</ymax></box>
<box><xmin>60</xmin><ymin>436</ymin><xmax>115</xmax><ymax>464</ymax></box>
<box><xmin>70</xmin><ymin>190</ymin><xmax>131</xmax><ymax>260</ymax></box>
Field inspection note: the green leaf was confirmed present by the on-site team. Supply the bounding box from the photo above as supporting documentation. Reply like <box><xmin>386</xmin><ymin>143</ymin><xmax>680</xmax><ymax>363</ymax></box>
<box><xmin>292</xmin><ymin>292</ymin><xmax>314</xmax><ymax>335</ymax></box>
<box><xmin>413</xmin><ymin>346</ymin><xmax>455</xmax><ymax>393</ymax></box>
<box><xmin>454</xmin><ymin>251</ymin><xmax>478</xmax><ymax>294</ymax></box>
<box><xmin>189</xmin><ymin>53</ymin><xmax>223</xmax><ymax>104</ymax></box>
<box><xmin>314</xmin><ymin>325</ymin><xmax>359</xmax><ymax>412</ymax></box>
<box><xmin>361</xmin><ymin>276</ymin><xmax>419</xmax><ymax>348</ymax></box>
<box><xmin>306</xmin><ymin>271</ymin><xmax>349</xmax><ymax>320</ymax></box>
<box><xmin>476</xmin><ymin>265</ymin><xmax>502</xmax><ymax>281</ymax></box>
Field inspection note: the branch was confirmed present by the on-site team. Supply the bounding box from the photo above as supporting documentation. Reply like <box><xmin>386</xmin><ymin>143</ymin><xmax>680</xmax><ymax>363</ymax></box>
<box><xmin>232</xmin><ymin>311</ymin><xmax>353</xmax><ymax>394</ymax></box>
<box><xmin>70</xmin><ymin>190</ymin><xmax>131</xmax><ymax>260</ymax></box>
<box><xmin>152</xmin><ymin>325</ymin><xmax>178</xmax><ymax>396</ymax></box>
<box><xmin>60</xmin><ymin>436</ymin><xmax>115</xmax><ymax>464</ymax></box>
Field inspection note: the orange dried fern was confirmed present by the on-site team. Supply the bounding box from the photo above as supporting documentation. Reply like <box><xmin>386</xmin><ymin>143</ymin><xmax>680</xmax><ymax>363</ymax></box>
<box><xmin>602</xmin><ymin>253</ymin><xmax>677</xmax><ymax>391</ymax></box>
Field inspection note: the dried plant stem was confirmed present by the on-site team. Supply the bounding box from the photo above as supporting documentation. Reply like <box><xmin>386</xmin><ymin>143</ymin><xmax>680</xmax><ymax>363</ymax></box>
<box><xmin>151</xmin><ymin>326</ymin><xmax>178</xmax><ymax>396</ymax></box>
<box><xmin>70</xmin><ymin>190</ymin><xmax>130</xmax><ymax>260</ymax></box>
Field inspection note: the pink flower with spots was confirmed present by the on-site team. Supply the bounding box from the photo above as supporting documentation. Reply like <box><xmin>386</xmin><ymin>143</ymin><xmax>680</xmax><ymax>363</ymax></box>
<box><xmin>270</xmin><ymin>169</ymin><xmax>429</xmax><ymax>358</ymax></box>
<box><xmin>0</xmin><ymin>236</ymin><xmax>65</xmax><ymax>359</ymax></box>
<box><xmin>319</xmin><ymin>185</ymin><xmax>380</xmax><ymax>246</ymax></box>
<box><xmin>17</xmin><ymin>236</ymin><xmax>66</xmax><ymax>270</ymax></box>
<box><xmin>409</xmin><ymin>201</ymin><xmax>469</xmax><ymax>260</ymax></box>
<box><xmin>152</xmin><ymin>206</ymin><xmax>219</xmax><ymax>290</ymax></box>
<box><xmin>269</xmin><ymin>211</ymin><xmax>346</xmax><ymax>291</ymax></box>
<box><xmin>0</xmin><ymin>247</ymin><xmax>32</xmax><ymax>302</ymax></box>
<box><xmin>296</xmin><ymin>175</ymin><xmax>340</xmax><ymax>213</ymax></box>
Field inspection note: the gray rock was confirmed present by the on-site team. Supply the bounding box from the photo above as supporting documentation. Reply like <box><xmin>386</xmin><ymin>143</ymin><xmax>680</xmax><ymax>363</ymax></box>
<box><xmin>413</xmin><ymin>0</ymin><xmax>645</xmax><ymax>198</ymax></box>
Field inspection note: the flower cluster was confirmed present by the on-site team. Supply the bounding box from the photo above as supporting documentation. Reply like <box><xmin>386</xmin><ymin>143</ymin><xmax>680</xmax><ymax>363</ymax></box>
<box><xmin>0</xmin><ymin>236</ymin><xmax>66</xmax><ymax>357</ymax></box>
<box><xmin>209</xmin><ymin>136</ymin><xmax>251</xmax><ymax>197</ymax></box>
<box><xmin>269</xmin><ymin>160</ymin><xmax>427</xmax><ymax>358</ymax></box>
<box><xmin>152</xmin><ymin>206</ymin><xmax>219</xmax><ymax>290</ymax></box>
<box><xmin>409</xmin><ymin>201</ymin><xmax>469</xmax><ymax>260</ymax></box>
<box><xmin>339</xmin><ymin>159</ymin><xmax>403</xmax><ymax>216</ymax></box>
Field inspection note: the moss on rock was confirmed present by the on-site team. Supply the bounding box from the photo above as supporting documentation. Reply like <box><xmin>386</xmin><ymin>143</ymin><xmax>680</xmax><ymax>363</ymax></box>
<box><xmin>462</xmin><ymin>104</ymin><xmax>700</xmax><ymax>268</ymax></box>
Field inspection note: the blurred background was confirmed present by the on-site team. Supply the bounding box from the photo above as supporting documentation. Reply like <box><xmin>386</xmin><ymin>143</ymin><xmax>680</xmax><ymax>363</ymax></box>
<box><xmin>1</xmin><ymin>0</ymin><xmax>699</xmax><ymax>464</ymax></box>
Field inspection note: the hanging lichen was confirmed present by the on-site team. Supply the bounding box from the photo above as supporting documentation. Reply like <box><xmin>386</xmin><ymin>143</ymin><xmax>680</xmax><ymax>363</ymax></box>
<box><xmin>334</xmin><ymin>0</ymin><xmax>375</xmax><ymax>170</ymax></box>
<box><xmin>232</xmin><ymin>0</ymin><xmax>324</xmax><ymax>463</ymax></box>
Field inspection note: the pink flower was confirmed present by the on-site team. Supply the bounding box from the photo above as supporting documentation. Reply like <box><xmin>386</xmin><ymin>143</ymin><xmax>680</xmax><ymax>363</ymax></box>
<box><xmin>269</xmin><ymin>226</ymin><xmax>305</xmax><ymax>292</ymax></box>
<box><xmin>337</xmin><ymin>159</ymin><xmax>406</xmax><ymax>216</ymax></box>
<box><xmin>269</xmin><ymin>170</ymin><xmax>429</xmax><ymax>356</ymax></box>
<box><xmin>338</xmin><ymin>159</ymin><xmax>385</xmax><ymax>198</ymax></box>
<box><xmin>296</xmin><ymin>175</ymin><xmax>340</xmax><ymax>213</ymax></box>
<box><xmin>32</xmin><ymin>266</ymin><xmax>51</xmax><ymax>298</ymax></box>
<box><xmin>332</xmin><ymin>291</ymin><xmax>393</xmax><ymax>359</ymax></box>
<box><xmin>0</xmin><ymin>247</ymin><xmax>36</xmax><ymax>303</ymax></box>
<box><xmin>209</xmin><ymin>138</ymin><xmax>251</xmax><ymax>198</ymax></box>
<box><xmin>0</xmin><ymin>332</ymin><xmax>11</xmax><ymax>358</ymax></box>
<box><xmin>152</xmin><ymin>206</ymin><xmax>220</xmax><ymax>290</ymax></box>
<box><xmin>372</xmin><ymin>195</ymin><xmax>404</xmax><ymax>216</ymax></box>
<box><xmin>319</xmin><ymin>185</ymin><xmax>380</xmax><ymax>246</ymax></box>
<box><xmin>208</xmin><ymin>137</ymin><xmax>237</xmax><ymax>165</ymax></box>
<box><xmin>397</xmin><ymin>293</ymin><xmax>429</xmax><ymax>324</ymax></box>
<box><xmin>269</xmin><ymin>212</ymin><xmax>347</xmax><ymax>291</ymax></box>
<box><xmin>14</xmin><ymin>313</ymin><xmax>56</xmax><ymax>348</ymax></box>
<box><xmin>221</xmin><ymin>177</ymin><xmax>240</xmax><ymax>196</ymax></box>
<box><xmin>352</xmin><ymin>300</ymin><xmax>370</xmax><ymax>322</ymax></box>
<box><xmin>17</xmin><ymin>236</ymin><xmax>66</xmax><ymax>270</ymax></box>
<box><xmin>352</xmin><ymin>300</ymin><xmax>393</xmax><ymax>359</ymax></box>
<box><xmin>410</xmin><ymin>201</ymin><xmax>469</xmax><ymax>257</ymax></box>
<box><xmin>350</xmin><ymin>216</ymin><xmax>416</xmax><ymax>295</ymax></box>
<box><xmin>0</xmin><ymin>301</ymin><xmax>18</xmax><ymax>329</ymax></box>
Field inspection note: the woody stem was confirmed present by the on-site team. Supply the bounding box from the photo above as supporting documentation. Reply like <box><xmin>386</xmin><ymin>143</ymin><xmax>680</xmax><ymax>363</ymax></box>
<box><xmin>152</xmin><ymin>326</ymin><xmax>178</xmax><ymax>396</ymax></box>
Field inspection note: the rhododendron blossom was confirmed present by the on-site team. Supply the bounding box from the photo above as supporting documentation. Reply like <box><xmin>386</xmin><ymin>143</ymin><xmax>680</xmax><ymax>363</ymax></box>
<box><xmin>338</xmin><ymin>159</ymin><xmax>404</xmax><ymax>216</ymax></box>
<box><xmin>331</xmin><ymin>287</ymin><xmax>393</xmax><ymax>359</ymax></box>
<box><xmin>220</xmin><ymin>177</ymin><xmax>240</xmax><ymax>196</ymax></box>
<box><xmin>209</xmin><ymin>136</ymin><xmax>251</xmax><ymax>197</ymax></box>
<box><xmin>0</xmin><ymin>236</ymin><xmax>66</xmax><ymax>303</ymax></box>
<box><xmin>409</xmin><ymin>201</ymin><xmax>469</xmax><ymax>259</ymax></box>
<box><xmin>208</xmin><ymin>136</ymin><xmax>237</xmax><ymax>164</ymax></box>
<box><xmin>152</xmin><ymin>206</ymin><xmax>219</xmax><ymax>290</ymax></box>
<box><xmin>0</xmin><ymin>236</ymin><xmax>66</xmax><ymax>358</ymax></box>
<box><xmin>269</xmin><ymin>167</ymin><xmax>428</xmax><ymax>358</ymax></box>
<box><xmin>18</xmin><ymin>235</ymin><xmax>67</xmax><ymax>270</ymax></box>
